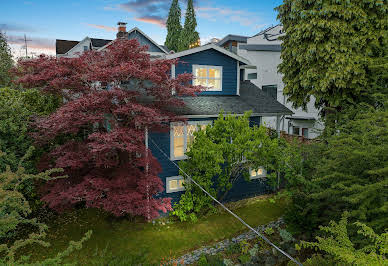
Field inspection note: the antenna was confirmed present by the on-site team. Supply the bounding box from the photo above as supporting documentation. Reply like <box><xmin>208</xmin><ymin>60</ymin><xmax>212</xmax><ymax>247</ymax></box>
<box><xmin>20</xmin><ymin>34</ymin><xmax>32</xmax><ymax>58</ymax></box>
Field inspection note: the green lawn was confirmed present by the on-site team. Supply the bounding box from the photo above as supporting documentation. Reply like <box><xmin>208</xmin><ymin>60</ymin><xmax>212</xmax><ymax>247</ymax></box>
<box><xmin>29</xmin><ymin>195</ymin><xmax>288</xmax><ymax>265</ymax></box>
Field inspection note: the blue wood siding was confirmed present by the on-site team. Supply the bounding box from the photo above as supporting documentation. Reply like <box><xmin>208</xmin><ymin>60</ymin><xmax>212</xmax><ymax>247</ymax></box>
<box><xmin>175</xmin><ymin>49</ymin><xmax>238</xmax><ymax>96</ymax></box>
<box><xmin>149</xmin><ymin>116</ymin><xmax>269</xmax><ymax>207</ymax></box>
<box><xmin>128</xmin><ymin>31</ymin><xmax>164</xmax><ymax>53</ymax></box>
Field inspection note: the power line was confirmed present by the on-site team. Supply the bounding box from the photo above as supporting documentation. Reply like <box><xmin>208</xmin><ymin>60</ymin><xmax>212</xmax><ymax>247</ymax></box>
<box><xmin>149</xmin><ymin>137</ymin><xmax>303</xmax><ymax>266</ymax></box>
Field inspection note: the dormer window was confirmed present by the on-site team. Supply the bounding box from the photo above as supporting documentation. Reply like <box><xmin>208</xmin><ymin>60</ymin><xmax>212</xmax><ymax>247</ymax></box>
<box><xmin>193</xmin><ymin>65</ymin><xmax>222</xmax><ymax>91</ymax></box>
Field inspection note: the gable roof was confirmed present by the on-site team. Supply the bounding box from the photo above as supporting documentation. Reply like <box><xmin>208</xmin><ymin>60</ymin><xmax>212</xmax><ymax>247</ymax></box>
<box><xmin>165</xmin><ymin>44</ymin><xmax>251</xmax><ymax>65</ymax></box>
<box><xmin>56</xmin><ymin>39</ymin><xmax>79</xmax><ymax>55</ymax></box>
<box><xmin>217</xmin><ymin>34</ymin><xmax>248</xmax><ymax>47</ymax></box>
<box><xmin>127</xmin><ymin>27</ymin><xmax>168</xmax><ymax>54</ymax></box>
<box><xmin>170</xmin><ymin>81</ymin><xmax>292</xmax><ymax>116</ymax></box>
<box><xmin>97</xmin><ymin>27</ymin><xmax>168</xmax><ymax>54</ymax></box>
<box><xmin>90</xmin><ymin>38</ymin><xmax>112</xmax><ymax>48</ymax></box>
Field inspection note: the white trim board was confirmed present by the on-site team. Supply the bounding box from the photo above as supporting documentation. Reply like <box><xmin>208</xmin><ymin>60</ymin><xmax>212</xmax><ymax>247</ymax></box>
<box><xmin>165</xmin><ymin>44</ymin><xmax>251</xmax><ymax>65</ymax></box>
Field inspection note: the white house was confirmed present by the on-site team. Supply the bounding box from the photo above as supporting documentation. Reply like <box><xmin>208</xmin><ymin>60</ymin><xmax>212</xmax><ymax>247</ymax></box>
<box><xmin>218</xmin><ymin>25</ymin><xmax>323</xmax><ymax>139</ymax></box>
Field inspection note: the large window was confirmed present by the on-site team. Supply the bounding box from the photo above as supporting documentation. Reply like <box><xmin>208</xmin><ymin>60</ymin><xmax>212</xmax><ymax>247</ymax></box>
<box><xmin>171</xmin><ymin>121</ymin><xmax>210</xmax><ymax>160</ymax></box>
<box><xmin>250</xmin><ymin>167</ymin><xmax>267</xmax><ymax>180</ymax></box>
<box><xmin>193</xmin><ymin>65</ymin><xmax>222</xmax><ymax>91</ymax></box>
<box><xmin>166</xmin><ymin>176</ymin><xmax>185</xmax><ymax>193</ymax></box>
<box><xmin>262</xmin><ymin>85</ymin><xmax>277</xmax><ymax>100</ymax></box>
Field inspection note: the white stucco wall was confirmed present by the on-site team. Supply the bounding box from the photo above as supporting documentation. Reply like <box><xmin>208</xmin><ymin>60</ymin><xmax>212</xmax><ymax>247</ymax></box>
<box><xmin>237</xmin><ymin>27</ymin><xmax>324</xmax><ymax>139</ymax></box>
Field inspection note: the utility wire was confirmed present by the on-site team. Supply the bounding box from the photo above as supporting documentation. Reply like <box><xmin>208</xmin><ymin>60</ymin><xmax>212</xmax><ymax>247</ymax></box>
<box><xmin>149</xmin><ymin>137</ymin><xmax>303</xmax><ymax>266</ymax></box>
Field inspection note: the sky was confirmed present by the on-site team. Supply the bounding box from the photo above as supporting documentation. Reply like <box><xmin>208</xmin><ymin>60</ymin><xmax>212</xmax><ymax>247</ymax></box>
<box><xmin>0</xmin><ymin>0</ymin><xmax>283</xmax><ymax>58</ymax></box>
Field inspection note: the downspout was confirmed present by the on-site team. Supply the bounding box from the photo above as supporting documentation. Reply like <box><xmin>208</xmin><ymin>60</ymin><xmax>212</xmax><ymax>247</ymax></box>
<box><xmin>145</xmin><ymin>127</ymin><xmax>150</xmax><ymax>222</ymax></box>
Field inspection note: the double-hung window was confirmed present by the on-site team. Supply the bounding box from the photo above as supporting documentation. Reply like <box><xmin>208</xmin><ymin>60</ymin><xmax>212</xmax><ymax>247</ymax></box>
<box><xmin>171</xmin><ymin>121</ymin><xmax>210</xmax><ymax>160</ymax></box>
<box><xmin>193</xmin><ymin>65</ymin><xmax>222</xmax><ymax>91</ymax></box>
<box><xmin>166</xmin><ymin>176</ymin><xmax>185</xmax><ymax>193</ymax></box>
<box><xmin>250</xmin><ymin>167</ymin><xmax>267</xmax><ymax>180</ymax></box>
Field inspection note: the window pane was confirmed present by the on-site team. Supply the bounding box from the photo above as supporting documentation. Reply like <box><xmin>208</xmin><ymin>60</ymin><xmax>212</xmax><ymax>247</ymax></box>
<box><xmin>186</xmin><ymin>125</ymin><xmax>196</xmax><ymax>152</ymax></box>
<box><xmin>169</xmin><ymin>180</ymin><xmax>178</xmax><ymax>190</ymax></box>
<box><xmin>195</xmin><ymin>68</ymin><xmax>207</xmax><ymax>78</ymax></box>
<box><xmin>208</xmin><ymin>79</ymin><xmax>221</xmax><ymax>90</ymax></box>
<box><xmin>250</xmin><ymin>169</ymin><xmax>257</xmax><ymax>177</ymax></box>
<box><xmin>302</xmin><ymin>128</ymin><xmax>309</xmax><ymax>138</ymax></box>
<box><xmin>178</xmin><ymin>179</ymin><xmax>184</xmax><ymax>188</ymax></box>
<box><xmin>293</xmin><ymin>127</ymin><xmax>300</xmax><ymax>136</ymax></box>
<box><xmin>173</xmin><ymin>125</ymin><xmax>185</xmax><ymax>158</ymax></box>
<box><xmin>262</xmin><ymin>85</ymin><xmax>277</xmax><ymax>100</ymax></box>
<box><xmin>257</xmin><ymin>168</ymin><xmax>263</xmax><ymax>175</ymax></box>
<box><xmin>209</xmin><ymin>68</ymin><xmax>221</xmax><ymax>78</ymax></box>
<box><xmin>194</xmin><ymin>78</ymin><xmax>208</xmax><ymax>87</ymax></box>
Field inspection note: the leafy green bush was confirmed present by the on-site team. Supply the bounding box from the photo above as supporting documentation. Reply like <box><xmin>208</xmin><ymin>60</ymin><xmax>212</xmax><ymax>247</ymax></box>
<box><xmin>239</xmin><ymin>240</ymin><xmax>250</xmax><ymax>254</ymax></box>
<box><xmin>279</xmin><ymin>228</ymin><xmax>293</xmax><ymax>243</ymax></box>
<box><xmin>225</xmin><ymin>242</ymin><xmax>240</xmax><ymax>255</ymax></box>
<box><xmin>0</xmin><ymin>149</ymin><xmax>91</xmax><ymax>265</ymax></box>
<box><xmin>197</xmin><ymin>254</ymin><xmax>207</xmax><ymax>266</ymax></box>
<box><xmin>285</xmin><ymin>105</ymin><xmax>388</xmax><ymax>235</ymax></box>
<box><xmin>264</xmin><ymin>227</ymin><xmax>274</xmax><ymax>236</ymax></box>
<box><xmin>238</xmin><ymin>254</ymin><xmax>250</xmax><ymax>264</ymax></box>
<box><xmin>173</xmin><ymin>112</ymin><xmax>303</xmax><ymax>222</ymax></box>
<box><xmin>298</xmin><ymin>212</ymin><xmax>388</xmax><ymax>265</ymax></box>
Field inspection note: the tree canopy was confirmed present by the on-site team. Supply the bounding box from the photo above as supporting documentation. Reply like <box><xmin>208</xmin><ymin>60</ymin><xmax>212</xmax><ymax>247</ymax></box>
<box><xmin>276</xmin><ymin>0</ymin><xmax>387</xmax><ymax>114</ymax></box>
<box><xmin>179</xmin><ymin>0</ymin><xmax>200</xmax><ymax>51</ymax></box>
<box><xmin>165</xmin><ymin>0</ymin><xmax>182</xmax><ymax>52</ymax></box>
<box><xmin>0</xmin><ymin>32</ymin><xmax>13</xmax><ymax>87</ymax></box>
<box><xmin>285</xmin><ymin>104</ymin><xmax>388</xmax><ymax>235</ymax></box>
<box><xmin>14</xmin><ymin>39</ymin><xmax>200</xmax><ymax>219</ymax></box>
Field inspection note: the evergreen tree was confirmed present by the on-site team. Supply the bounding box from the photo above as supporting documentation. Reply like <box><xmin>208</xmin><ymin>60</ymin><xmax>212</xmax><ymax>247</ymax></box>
<box><xmin>0</xmin><ymin>32</ymin><xmax>13</xmax><ymax>86</ymax></box>
<box><xmin>165</xmin><ymin>0</ymin><xmax>182</xmax><ymax>52</ymax></box>
<box><xmin>179</xmin><ymin>0</ymin><xmax>200</xmax><ymax>51</ymax></box>
<box><xmin>276</xmin><ymin>1</ymin><xmax>387</xmax><ymax>122</ymax></box>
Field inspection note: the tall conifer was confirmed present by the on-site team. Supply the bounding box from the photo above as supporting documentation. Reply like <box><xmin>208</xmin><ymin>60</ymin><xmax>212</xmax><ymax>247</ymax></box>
<box><xmin>165</xmin><ymin>0</ymin><xmax>182</xmax><ymax>52</ymax></box>
<box><xmin>0</xmin><ymin>32</ymin><xmax>13</xmax><ymax>86</ymax></box>
<box><xmin>180</xmin><ymin>0</ymin><xmax>200</xmax><ymax>51</ymax></box>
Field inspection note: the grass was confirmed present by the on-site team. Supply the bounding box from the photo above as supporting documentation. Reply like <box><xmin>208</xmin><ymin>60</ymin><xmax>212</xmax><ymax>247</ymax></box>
<box><xmin>28</xmin><ymin>194</ymin><xmax>288</xmax><ymax>265</ymax></box>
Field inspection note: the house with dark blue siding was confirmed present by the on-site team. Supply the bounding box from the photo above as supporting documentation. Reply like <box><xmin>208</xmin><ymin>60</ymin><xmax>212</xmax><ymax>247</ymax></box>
<box><xmin>147</xmin><ymin>43</ymin><xmax>293</xmax><ymax>204</ymax></box>
<box><xmin>97</xmin><ymin>26</ymin><xmax>293</xmax><ymax>205</ymax></box>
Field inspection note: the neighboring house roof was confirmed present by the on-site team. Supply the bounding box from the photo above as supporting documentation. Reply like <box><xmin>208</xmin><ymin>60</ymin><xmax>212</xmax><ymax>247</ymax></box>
<box><xmin>239</xmin><ymin>44</ymin><xmax>281</xmax><ymax>52</ymax></box>
<box><xmin>252</xmin><ymin>24</ymin><xmax>282</xmax><ymax>37</ymax></box>
<box><xmin>160</xmin><ymin>45</ymin><xmax>171</xmax><ymax>53</ymax></box>
<box><xmin>170</xmin><ymin>81</ymin><xmax>293</xmax><ymax>116</ymax></box>
<box><xmin>217</xmin><ymin>34</ymin><xmax>248</xmax><ymax>46</ymax></box>
<box><xmin>90</xmin><ymin>38</ymin><xmax>112</xmax><ymax>48</ymax></box>
<box><xmin>97</xmin><ymin>27</ymin><xmax>168</xmax><ymax>55</ymax></box>
<box><xmin>165</xmin><ymin>44</ymin><xmax>251</xmax><ymax>65</ymax></box>
<box><xmin>285</xmin><ymin>116</ymin><xmax>316</xmax><ymax>121</ymax></box>
<box><xmin>56</xmin><ymin>39</ymin><xmax>79</xmax><ymax>55</ymax></box>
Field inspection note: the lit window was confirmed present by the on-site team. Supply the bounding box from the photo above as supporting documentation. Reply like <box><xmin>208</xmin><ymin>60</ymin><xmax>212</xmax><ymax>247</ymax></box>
<box><xmin>166</xmin><ymin>176</ymin><xmax>185</xmax><ymax>193</ymax></box>
<box><xmin>250</xmin><ymin>167</ymin><xmax>267</xmax><ymax>180</ymax></box>
<box><xmin>193</xmin><ymin>65</ymin><xmax>222</xmax><ymax>91</ymax></box>
<box><xmin>171</xmin><ymin>122</ymin><xmax>210</xmax><ymax>160</ymax></box>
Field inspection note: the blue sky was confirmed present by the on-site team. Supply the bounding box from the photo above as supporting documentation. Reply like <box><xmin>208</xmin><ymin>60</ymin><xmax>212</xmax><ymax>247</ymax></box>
<box><xmin>1</xmin><ymin>0</ymin><xmax>283</xmax><ymax>57</ymax></box>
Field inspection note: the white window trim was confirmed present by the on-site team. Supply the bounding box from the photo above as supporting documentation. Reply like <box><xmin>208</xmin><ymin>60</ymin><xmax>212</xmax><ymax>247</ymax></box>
<box><xmin>170</xmin><ymin>121</ymin><xmax>211</xmax><ymax>161</ymax></box>
<box><xmin>192</xmin><ymin>65</ymin><xmax>223</xmax><ymax>92</ymax></box>
<box><xmin>166</xmin><ymin>176</ymin><xmax>186</xmax><ymax>193</ymax></box>
<box><xmin>250</xmin><ymin>166</ymin><xmax>267</xmax><ymax>180</ymax></box>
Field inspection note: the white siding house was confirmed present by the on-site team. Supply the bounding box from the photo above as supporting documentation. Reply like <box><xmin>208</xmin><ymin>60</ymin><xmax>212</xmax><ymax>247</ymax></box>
<box><xmin>218</xmin><ymin>25</ymin><xmax>323</xmax><ymax>139</ymax></box>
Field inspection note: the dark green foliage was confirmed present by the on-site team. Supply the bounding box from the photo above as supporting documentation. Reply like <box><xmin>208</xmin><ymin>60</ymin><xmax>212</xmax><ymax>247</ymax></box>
<box><xmin>165</xmin><ymin>0</ymin><xmax>182</xmax><ymax>52</ymax></box>
<box><xmin>276</xmin><ymin>0</ymin><xmax>388</xmax><ymax>114</ymax></box>
<box><xmin>285</xmin><ymin>105</ymin><xmax>388</xmax><ymax>235</ymax></box>
<box><xmin>0</xmin><ymin>87</ymin><xmax>60</xmax><ymax>173</ymax></box>
<box><xmin>0</xmin><ymin>149</ymin><xmax>91</xmax><ymax>265</ymax></box>
<box><xmin>0</xmin><ymin>32</ymin><xmax>13</xmax><ymax>87</ymax></box>
<box><xmin>179</xmin><ymin>0</ymin><xmax>200</xmax><ymax>51</ymax></box>
<box><xmin>298</xmin><ymin>212</ymin><xmax>388</xmax><ymax>265</ymax></box>
<box><xmin>173</xmin><ymin>112</ymin><xmax>303</xmax><ymax>222</ymax></box>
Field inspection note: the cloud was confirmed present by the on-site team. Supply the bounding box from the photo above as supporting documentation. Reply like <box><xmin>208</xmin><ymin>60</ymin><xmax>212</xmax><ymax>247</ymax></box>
<box><xmin>117</xmin><ymin>0</ymin><xmax>171</xmax><ymax>27</ymax></box>
<box><xmin>196</xmin><ymin>6</ymin><xmax>266</xmax><ymax>29</ymax></box>
<box><xmin>85</xmin><ymin>23</ymin><xmax>116</xmax><ymax>32</ymax></box>
<box><xmin>0</xmin><ymin>23</ymin><xmax>36</xmax><ymax>33</ymax></box>
<box><xmin>134</xmin><ymin>16</ymin><xmax>166</xmax><ymax>27</ymax></box>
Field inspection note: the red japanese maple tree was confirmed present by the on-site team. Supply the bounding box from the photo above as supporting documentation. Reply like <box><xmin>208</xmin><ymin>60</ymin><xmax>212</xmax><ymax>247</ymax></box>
<box><xmin>14</xmin><ymin>40</ymin><xmax>199</xmax><ymax>218</ymax></box>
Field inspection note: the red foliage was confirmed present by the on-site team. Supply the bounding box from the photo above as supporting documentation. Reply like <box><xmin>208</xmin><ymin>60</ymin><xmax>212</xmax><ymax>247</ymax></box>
<box><xmin>14</xmin><ymin>40</ymin><xmax>200</xmax><ymax>218</ymax></box>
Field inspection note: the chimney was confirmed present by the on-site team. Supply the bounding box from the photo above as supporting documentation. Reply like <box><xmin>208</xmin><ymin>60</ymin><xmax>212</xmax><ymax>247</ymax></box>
<box><xmin>116</xmin><ymin>22</ymin><xmax>128</xmax><ymax>39</ymax></box>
